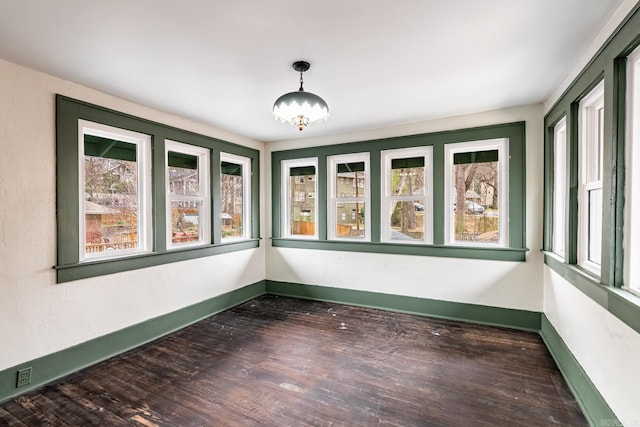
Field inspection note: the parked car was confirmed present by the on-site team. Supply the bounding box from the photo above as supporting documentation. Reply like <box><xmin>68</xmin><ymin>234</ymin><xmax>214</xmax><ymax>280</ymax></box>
<box><xmin>465</xmin><ymin>200</ymin><xmax>485</xmax><ymax>214</ymax></box>
<box><xmin>413</xmin><ymin>202</ymin><xmax>425</xmax><ymax>211</ymax></box>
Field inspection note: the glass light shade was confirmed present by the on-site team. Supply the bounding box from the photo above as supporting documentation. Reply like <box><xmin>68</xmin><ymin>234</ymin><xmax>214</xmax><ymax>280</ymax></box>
<box><xmin>273</xmin><ymin>90</ymin><xmax>329</xmax><ymax>130</ymax></box>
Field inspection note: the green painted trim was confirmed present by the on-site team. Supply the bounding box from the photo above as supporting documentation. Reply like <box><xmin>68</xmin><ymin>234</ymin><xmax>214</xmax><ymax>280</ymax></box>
<box><xmin>542</xmin><ymin>121</ymin><xmax>555</xmax><ymax>252</ymax></box>
<box><xmin>545</xmin><ymin>252</ymin><xmax>640</xmax><ymax>335</ymax></box>
<box><xmin>0</xmin><ymin>281</ymin><xmax>266</xmax><ymax>404</ymax></box>
<box><xmin>55</xmin><ymin>239</ymin><xmax>261</xmax><ymax>283</ymax></box>
<box><xmin>612</xmin><ymin>57</ymin><xmax>627</xmax><ymax>288</ymax></box>
<box><xmin>3</xmin><ymin>278</ymin><xmax>624</xmax><ymax>426</ymax></box>
<box><xmin>56</xmin><ymin>95</ymin><xmax>261</xmax><ymax>283</ymax></box>
<box><xmin>271</xmin><ymin>238</ymin><xmax>527</xmax><ymax>262</ymax></box>
<box><xmin>540</xmin><ymin>315</ymin><xmax>618</xmax><ymax>427</ymax></box>
<box><xmin>543</xmin><ymin>4</ymin><xmax>640</xmax><ymax>311</ymax></box>
<box><xmin>602</xmin><ymin>65</ymin><xmax>616</xmax><ymax>287</ymax></box>
<box><xmin>271</xmin><ymin>122</ymin><xmax>527</xmax><ymax>261</ymax></box>
<box><xmin>265</xmin><ymin>280</ymin><xmax>540</xmax><ymax>331</ymax></box>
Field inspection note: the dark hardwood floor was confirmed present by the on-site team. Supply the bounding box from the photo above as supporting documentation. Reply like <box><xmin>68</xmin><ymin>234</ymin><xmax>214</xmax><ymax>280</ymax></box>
<box><xmin>0</xmin><ymin>295</ymin><xmax>587</xmax><ymax>426</ymax></box>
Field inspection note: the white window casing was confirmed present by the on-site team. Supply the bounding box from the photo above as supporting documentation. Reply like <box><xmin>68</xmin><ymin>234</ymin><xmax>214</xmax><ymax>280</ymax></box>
<box><xmin>78</xmin><ymin>120</ymin><xmax>153</xmax><ymax>261</ymax></box>
<box><xmin>327</xmin><ymin>153</ymin><xmax>371</xmax><ymax>241</ymax></box>
<box><xmin>281</xmin><ymin>158</ymin><xmax>318</xmax><ymax>239</ymax></box>
<box><xmin>380</xmin><ymin>146</ymin><xmax>433</xmax><ymax>244</ymax></box>
<box><xmin>578</xmin><ymin>80</ymin><xmax>605</xmax><ymax>276</ymax></box>
<box><xmin>444</xmin><ymin>138</ymin><xmax>509</xmax><ymax>247</ymax></box>
<box><xmin>625</xmin><ymin>46</ymin><xmax>640</xmax><ymax>294</ymax></box>
<box><xmin>220</xmin><ymin>152</ymin><xmax>251</xmax><ymax>242</ymax></box>
<box><xmin>165</xmin><ymin>140</ymin><xmax>210</xmax><ymax>250</ymax></box>
<box><xmin>553</xmin><ymin>117</ymin><xmax>567</xmax><ymax>257</ymax></box>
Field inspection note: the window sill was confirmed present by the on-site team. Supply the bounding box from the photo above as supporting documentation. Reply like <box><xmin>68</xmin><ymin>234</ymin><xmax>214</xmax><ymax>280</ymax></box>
<box><xmin>55</xmin><ymin>239</ymin><xmax>261</xmax><ymax>283</ymax></box>
<box><xmin>271</xmin><ymin>238</ymin><xmax>527</xmax><ymax>261</ymax></box>
<box><xmin>544</xmin><ymin>251</ymin><xmax>640</xmax><ymax>334</ymax></box>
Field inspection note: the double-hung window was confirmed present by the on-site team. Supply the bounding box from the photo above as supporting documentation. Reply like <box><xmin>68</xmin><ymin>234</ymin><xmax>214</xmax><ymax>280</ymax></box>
<box><xmin>57</xmin><ymin>95</ymin><xmax>260</xmax><ymax>283</ymax></box>
<box><xmin>281</xmin><ymin>158</ymin><xmax>318</xmax><ymax>238</ymax></box>
<box><xmin>165</xmin><ymin>140</ymin><xmax>210</xmax><ymax>249</ymax></box>
<box><xmin>444</xmin><ymin>138</ymin><xmax>509</xmax><ymax>247</ymax></box>
<box><xmin>272</xmin><ymin>121</ymin><xmax>525</xmax><ymax>261</ymax></box>
<box><xmin>578</xmin><ymin>80</ymin><xmax>605</xmax><ymax>276</ymax></box>
<box><xmin>220</xmin><ymin>153</ymin><xmax>251</xmax><ymax>241</ymax></box>
<box><xmin>625</xmin><ymin>46</ymin><xmax>640</xmax><ymax>294</ymax></box>
<box><xmin>79</xmin><ymin>120</ymin><xmax>152</xmax><ymax>261</ymax></box>
<box><xmin>381</xmin><ymin>147</ymin><xmax>433</xmax><ymax>243</ymax></box>
<box><xmin>552</xmin><ymin>117</ymin><xmax>568</xmax><ymax>257</ymax></box>
<box><xmin>328</xmin><ymin>153</ymin><xmax>370</xmax><ymax>241</ymax></box>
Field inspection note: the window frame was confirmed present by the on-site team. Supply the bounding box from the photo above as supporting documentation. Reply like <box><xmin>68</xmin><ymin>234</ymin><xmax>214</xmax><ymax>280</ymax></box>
<box><xmin>624</xmin><ymin>44</ymin><xmax>640</xmax><ymax>295</ymax></box>
<box><xmin>380</xmin><ymin>146</ymin><xmax>433</xmax><ymax>244</ymax></box>
<box><xmin>271</xmin><ymin>121</ymin><xmax>527</xmax><ymax>262</ymax></box>
<box><xmin>552</xmin><ymin>117</ymin><xmax>568</xmax><ymax>257</ymax></box>
<box><xmin>78</xmin><ymin>120</ymin><xmax>153</xmax><ymax>261</ymax></box>
<box><xmin>577</xmin><ymin>80</ymin><xmax>605</xmax><ymax>276</ymax></box>
<box><xmin>165</xmin><ymin>139</ymin><xmax>211</xmax><ymax>250</ymax></box>
<box><xmin>281</xmin><ymin>157</ymin><xmax>319</xmax><ymax>239</ymax></box>
<box><xmin>444</xmin><ymin>138</ymin><xmax>509</xmax><ymax>248</ymax></box>
<box><xmin>542</xmin><ymin>3</ymin><xmax>640</xmax><ymax>335</ymax></box>
<box><xmin>220</xmin><ymin>152</ymin><xmax>252</xmax><ymax>242</ymax></box>
<box><xmin>327</xmin><ymin>153</ymin><xmax>371</xmax><ymax>242</ymax></box>
<box><xmin>55</xmin><ymin>95</ymin><xmax>260</xmax><ymax>283</ymax></box>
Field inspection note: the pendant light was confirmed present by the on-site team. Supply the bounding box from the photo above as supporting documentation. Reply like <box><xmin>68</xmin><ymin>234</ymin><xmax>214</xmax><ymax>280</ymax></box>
<box><xmin>273</xmin><ymin>61</ymin><xmax>329</xmax><ymax>131</ymax></box>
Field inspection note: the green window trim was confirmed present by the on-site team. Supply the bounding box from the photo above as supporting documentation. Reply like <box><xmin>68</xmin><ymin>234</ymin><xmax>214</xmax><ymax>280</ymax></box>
<box><xmin>271</xmin><ymin>121</ymin><xmax>527</xmax><ymax>261</ymax></box>
<box><xmin>543</xmin><ymin>5</ymin><xmax>640</xmax><ymax>329</ymax></box>
<box><xmin>55</xmin><ymin>95</ymin><xmax>260</xmax><ymax>283</ymax></box>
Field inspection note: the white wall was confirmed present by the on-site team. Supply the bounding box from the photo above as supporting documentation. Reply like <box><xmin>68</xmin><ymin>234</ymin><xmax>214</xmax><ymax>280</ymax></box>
<box><xmin>544</xmin><ymin>268</ymin><xmax>640</xmax><ymax>421</ymax></box>
<box><xmin>0</xmin><ymin>59</ymin><xmax>266</xmax><ymax>371</ymax></box>
<box><xmin>266</xmin><ymin>105</ymin><xmax>545</xmax><ymax>312</ymax></box>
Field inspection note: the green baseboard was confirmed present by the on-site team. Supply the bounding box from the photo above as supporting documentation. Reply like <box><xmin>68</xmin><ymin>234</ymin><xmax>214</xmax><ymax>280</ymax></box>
<box><xmin>0</xmin><ymin>281</ymin><xmax>266</xmax><ymax>403</ymax></box>
<box><xmin>540</xmin><ymin>315</ymin><xmax>618</xmax><ymax>427</ymax></box>
<box><xmin>1</xmin><ymin>279</ymin><xmax>619</xmax><ymax>427</ymax></box>
<box><xmin>266</xmin><ymin>280</ymin><xmax>541</xmax><ymax>331</ymax></box>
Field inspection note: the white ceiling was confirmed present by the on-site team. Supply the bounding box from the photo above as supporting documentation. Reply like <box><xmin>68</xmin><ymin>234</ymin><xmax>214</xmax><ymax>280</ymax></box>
<box><xmin>0</xmin><ymin>0</ymin><xmax>624</xmax><ymax>142</ymax></box>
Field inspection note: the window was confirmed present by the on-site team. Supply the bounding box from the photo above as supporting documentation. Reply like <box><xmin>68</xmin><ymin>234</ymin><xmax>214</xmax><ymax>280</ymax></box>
<box><xmin>444</xmin><ymin>138</ymin><xmax>508</xmax><ymax>247</ymax></box>
<box><xmin>281</xmin><ymin>158</ymin><xmax>318</xmax><ymax>238</ymax></box>
<box><xmin>56</xmin><ymin>96</ymin><xmax>260</xmax><ymax>283</ymax></box>
<box><xmin>166</xmin><ymin>140</ymin><xmax>210</xmax><ymax>249</ymax></box>
<box><xmin>272</xmin><ymin>122</ymin><xmax>526</xmax><ymax>261</ymax></box>
<box><xmin>328</xmin><ymin>153</ymin><xmax>370</xmax><ymax>241</ymax></box>
<box><xmin>220</xmin><ymin>153</ymin><xmax>251</xmax><ymax>241</ymax></box>
<box><xmin>79</xmin><ymin>120</ymin><xmax>152</xmax><ymax>261</ymax></box>
<box><xmin>625</xmin><ymin>46</ymin><xmax>640</xmax><ymax>294</ymax></box>
<box><xmin>578</xmin><ymin>80</ymin><xmax>604</xmax><ymax>276</ymax></box>
<box><xmin>541</xmin><ymin>7</ymin><xmax>640</xmax><ymax>334</ymax></box>
<box><xmin>381</xmin><ymin>147</ymin><xmax>433</xmax><ymax>243</ymax></box>
<box><xmin>552</xmin><ymin>117</ymin><xmax>567</xmax><ymax>257</ymax></box>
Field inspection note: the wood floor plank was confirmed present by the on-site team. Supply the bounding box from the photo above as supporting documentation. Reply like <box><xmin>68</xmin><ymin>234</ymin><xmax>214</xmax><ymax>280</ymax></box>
<box><xmin>0</xmin><ymin>295</ymin><xmax>588</xmax><ymax>426</ymax></box>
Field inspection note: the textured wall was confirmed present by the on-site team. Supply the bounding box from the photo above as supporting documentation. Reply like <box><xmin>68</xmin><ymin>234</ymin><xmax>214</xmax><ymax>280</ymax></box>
<box><xmin>0</xmin><ymin>59</ymin><xmax>266</xmax><ymax>371</ymax></box>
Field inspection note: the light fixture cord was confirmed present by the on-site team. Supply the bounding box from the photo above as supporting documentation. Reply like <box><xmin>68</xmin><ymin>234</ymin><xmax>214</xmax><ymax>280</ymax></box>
<box><xmin>298</xmin><ymin>72</ymin><xmax>304</xmax><ymax>91</ymax></box>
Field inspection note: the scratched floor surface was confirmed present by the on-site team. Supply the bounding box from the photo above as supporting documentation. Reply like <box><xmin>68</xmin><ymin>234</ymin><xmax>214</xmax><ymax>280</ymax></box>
<box><xmin>0</xmin><ymin>295</ymin><xmax>587</xmax><ymax>426</ymax></box>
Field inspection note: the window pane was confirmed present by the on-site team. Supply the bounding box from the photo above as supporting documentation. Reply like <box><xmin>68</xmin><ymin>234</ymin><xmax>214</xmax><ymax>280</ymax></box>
<box><xmin>289</xmin><ymin>170</ymin><xmax>316</xmax><ymax>236</ymax></box>
<box><xmin>626</xmin><ymin>46</ymin><xmax>640</xmax><ymax>292</ymax></box>
<box><xmin>452</xmin><ymin>150</ymin><xmax>499</xmax><ymax>244</ymax></box>
<box><xmin>83</xmin><ymin>137</ymin><xmax>139</xmax><ymax>255</ymax></box>
<box><xmin>388</xmin><ymin>200</ymin><xmax>425</xmax><ymax>241</ymax></box>
<box><xmin>336</xmin><ymin>202</ymin><xmax>366</xmax><ymax>238</ymax></box>
<box><xmin>168</xmin><ymin>151</ymin><xmax>199</xmax><ymax>195</ymax></box>
<box><xmin>170</xmin><ymin>200</ymin><xmax>203</xmax><ymax>244</ymax></box>
<box><xmin>391</xmin><ymin>158</ymin><xmax>425</xmax><ymax>196</ymax></box>
<box><xmin>552</xmin><ymin>118</ymin><xmax>567</xmax><ymax>256</ymax></box>
<box><xmin>578</xmin><ymin>80</ymin><xmax>604</xmax><ymax>274</ymax></box>
<box><xmin>221</xmin><ymin>162</ymin><xmax>244</xmax><ymax>239</ymax></box>
<box><xmin>166</xmin><ymin>140</ymin><xmax>210</xmax><ymax>249</ymax></box>
<box><xmin>336</xmin><ymin>162</ymin><xmax>366</xmax><ymax>198</ymax></box>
